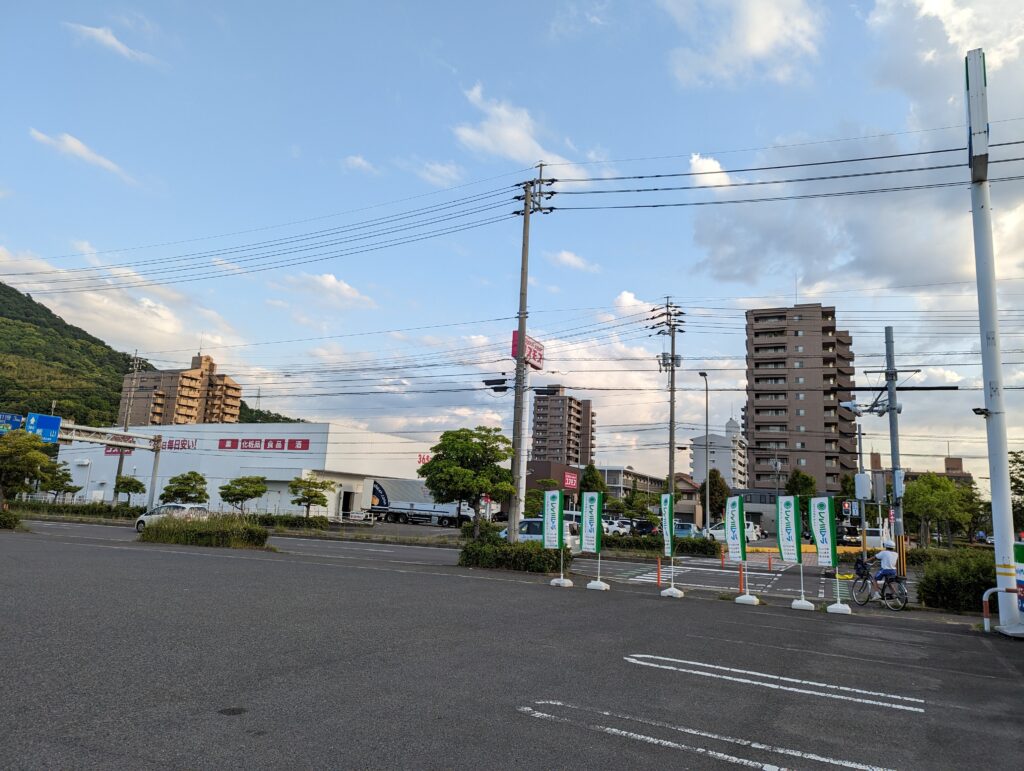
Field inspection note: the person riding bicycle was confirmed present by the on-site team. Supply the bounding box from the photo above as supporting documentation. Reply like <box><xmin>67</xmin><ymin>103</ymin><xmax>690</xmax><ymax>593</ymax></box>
<box><xmin>870</xmin><ymin>539</ymin><xmax>899</xmax><ymax>600</ymax></box>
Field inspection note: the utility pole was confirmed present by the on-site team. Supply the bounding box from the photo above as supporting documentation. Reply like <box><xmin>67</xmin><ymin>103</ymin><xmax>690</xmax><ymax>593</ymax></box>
<box><xmin>699</xmin><ymin>372</ymin><xmax>709</xmax><ymax>528</ymax></box>
<box><xmin>652</xmin><ymin>300</ymin><xmax>685</xmax><ymax>508</ymax></box>
<box><xmin>965</xmin><ymin>48</ymin><xmax>1022</xmax><ymax>634</ymax></box>
<box><xmin>115</xmin><ymin>351</ymin><xmax>140</xmax><ymax>490</ymax></box>
<box><xmin>857</xmin><ymin>422</ymin><xmax>867</xmax><ymax>560</ymax></box>
<box><xmin>509</xmin><ymin>167</ymin><xmax>552</xmax><ymax>543</ymax></box>
<box><xmin>883</xmin><ymin>327</ymin><xmax>906</xmax><ymax>575</ymax></box>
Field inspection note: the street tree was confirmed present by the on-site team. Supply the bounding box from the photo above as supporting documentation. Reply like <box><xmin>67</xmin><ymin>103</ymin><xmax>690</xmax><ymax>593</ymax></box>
<box><xmin>579</xmin><ymin>464</ymin><xmax>608</xmax><ymax>494</ymax></box>
<box><xmin>840</xmin><ymin>474</ymin><xmax>856</xmax><ymax>499</ymax></box>
<box><xmin>417</xmin><ymin>426</ymin><xmax>514</xmax><ymax>540</ymax></box>
<box><xmin>603</xmin><ymin>497</ymin><xmax>625</xmax><ymax>515</ymax></box>
<box><xmin>288</xmin><ymin>474</ymin><xmax>335</xmax><ymax>518</ymax></box>
<box><xmin>113</xmin><ymin>475</ymin><xmax>145</xmax><ymax>505</ymax></box>
<box><xmin>1007</xmin><ymin>451</ymin><xmax>1024</xmax><ymax>531</ymax></box>
<box><xmin>219</xmin><ymin>475</ymin><xmax>268</xmax><ymax>515</ymax></box>
<box><xmin>48</xmin><ymin>461</ymin><xmax>82</xmax><ymax>503</ymax></box>
<box><xmin>160</xmin><ymin>471</ymin><xmax>209</xmax><ymax>504</ymax></box>
<box><xmin>784</xmin><ymin>469</ymin><xmax>817</xmax><ymax>520</ymax></box>
<box><xmin>0</xmin><ymin>430</ymin><xmax>56</xmax><ymax>508</ymax></box>
<box><xmin>698</xmin><ymin>468</ymin><xmax>730</xmax><ymax>522</ymax></box>
<box><xmin>902</xmin><ymin>473</ymin><xmax>965</xmax><ymax>547</ymax></box>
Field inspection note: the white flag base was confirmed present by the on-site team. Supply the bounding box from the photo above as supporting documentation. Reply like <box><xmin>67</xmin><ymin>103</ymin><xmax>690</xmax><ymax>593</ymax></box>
<box><xmin>550</xmin><ymin>577</ymin><xmax>574</xmax><ymax>588</ymax></box>
<box><xmin>735</xmin><ymin>593</ymin><xmax>759</xmax><ymax>605</ymax></box>
<box><xmin>791</xmin><ymin>598</ymin><xmax>815</xmax><ymax>611</ymax></box>
<box><xmin>587</xmin><ymin>580</ymin><xmax>610</xmax><ymax>591</ymax></box>
<box><xmin>660</xmin><ymin>586</ymin><xmax>684</xmax><ymax>598</ymax></box>
<box><xmin>827</xmin><ymin>601</ymin><xmax>852</xmax><ymax>615</ymax></box>
<box><xmin>996</xmin><ymin>623</ymin><xmax>1024</xmax><ymax>638</ymax></box>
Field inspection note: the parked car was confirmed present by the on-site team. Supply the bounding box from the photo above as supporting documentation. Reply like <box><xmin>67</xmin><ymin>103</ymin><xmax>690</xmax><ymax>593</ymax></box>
<box><xmin>134</xmin><ymin>503</ymin><xmax>210</xmax><ymax>532</ymax></box>
<box><xmin>985</xmin><ymin>535</ymin><xmax>995</xmax><ymax>545</ymax></box>
<box><xmin>498</xmin><ymin>518</ymin><xmax>579</xmax><ymax>549</ymax></box>
<box><xmin>631</xmin><ymin>519</ymin><xmax>660</xmax><ymax>536</ymax></box>
<box><xmin>702</xmin><ymin>520</ymin><xmax>761</xmax><ymax>542</ymax></box>
<box><xmin>604</xmin><ymin>518</ymin><xmax>632</xmax><ymax>536</ymax></box>
<box><xmin>674</xmin><ymin>522</ymin><xmax>700</xmax><ymax>539</ymax></box>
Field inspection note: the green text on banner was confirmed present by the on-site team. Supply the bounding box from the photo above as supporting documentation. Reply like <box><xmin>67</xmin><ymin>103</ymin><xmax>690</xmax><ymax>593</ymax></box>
<box><xmin>543</xmin><ymin>490</ymin><xmax>563</xmax><ymax>550</ymax></box>
<box><xmin>660</xmin><ymin>493</ymin><xmax>674</xmax><ymax>557</ymax></box>
<box><xmin>581</xmin><ymin>491</ymin><xmax>602</xmax><ymax>554</ymax></box>
<box><xmin>725</xmin><ymin>495</ymin><xmax>746</xmax><ymax>561</ymax></box>
<box><xmin>809</xmin><ymin>496</ymin><xmax>837</xmax><ymax>568</ymax></box>
<box><xmin>776</xmin><ymin>495</ymin><xmax>801</xmax><ymax>563</ymax></box>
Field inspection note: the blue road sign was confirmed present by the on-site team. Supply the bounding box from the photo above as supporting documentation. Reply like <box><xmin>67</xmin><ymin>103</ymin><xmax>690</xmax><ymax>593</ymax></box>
<box><xmin>0</xmin><ymin>412</ymin><xmax>24</xmax><ymax>435</ymax></box>
<box><xmin>25</xmin><ymin>413</ymin><xmax>62</xmax><ymax>444</ymax></box>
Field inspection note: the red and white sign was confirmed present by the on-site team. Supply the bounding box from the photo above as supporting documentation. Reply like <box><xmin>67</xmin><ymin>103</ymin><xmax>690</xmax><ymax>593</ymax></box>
<box><xmin>889</xmin><ymin>507</ymin><xmax>895</xmax><ymax>525</ymax></box>
<box><xmin>418</xmin><ymin>453</ymin><xmax>432</xmax><ymax>465</ymax></box>
<box><xmin>563</xmin><ymin>470</ymin><xmax>579</xmax><ymax>490</ymax></box>
<box><xmin>217</xmin><ymin>437</ymin><xmax>311</xmax><ymax>452</ymax></box>
<box><xmin>104</xmin><ymin>435</ymin><xmax>134</xmax><ymax>455</ymax></box>
<box><xmin>287</xmin><ymin>438</ymin><xmax>310</xmax><ymax>451</ymax></box>
<box><xmin>511</xmin><ymin>331</ymin><xmax>544</xmax><ymax>371</ymax></box>
<box><xmin>218</xmin><ymin>438</ymin><xmax>239</xmax><ymax>450</ymax></box>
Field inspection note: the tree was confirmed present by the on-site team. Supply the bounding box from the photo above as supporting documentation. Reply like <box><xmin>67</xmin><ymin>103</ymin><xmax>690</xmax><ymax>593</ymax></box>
<box><xmin>288</xmin><ymin>474</ymin><xmax>335</xmax><ymax>518</ymax></box>
<box><xmin>579</xmin><ymin>464</ymin><xmax>608</xmax><ymax>494</ymax></box>
<box><xmin>160</xmin><ymin>471</ymin><xmax>209</xmax><ymax>504</ymax></box>
<box><xmin>113</xmin><ymin>475</ymin><xmax>145</xmax><ymax>505</ymax></box>
<box><xmin>523</xmin><ymin>478</ymin><xmax>559</xmax><ymax>518</ymax></box>
<box><xmin>902</xmin><ymin>473</ymin><xmax>964</xmax><ymax>547</ymax></box>
<box><xmin>698</xmin><ymin>468</ymin><xmax>730</xmax><ymax>522</ymax></box>
<box><xmin>840</xmin><ymin>474</ymin><xmax>856</xmax><ymax>499</ymax></box>
<box><xmin>1008</xmin><ymin>451</ymin><xmax>1024</xmax><ymax>531</ymax></box>
<box><xmin>0</xmin><ymin>430</ymin><xmax>56</xmax><ymax>507</ymax></box>
<box><xmin>47</xmin><ymin>461</ymin><xmax>82</xmax><ymax>503</ymax></box>
<box><xmin>219</xmin><ymin>475</ymin><xmax>268</xmax><ymax>515</ymax></box>
<box><xmin>417</xmin><ymin>426</ymin><xmax>514</xmax><ymax>540</ymax></box>
<box><xmin>603</xmin><ymin>497</ymin><xmax>625</xmax><ymax>515</ymax></box>
<box><xmin>784</xmin><ymin>469</ymin><xmax>817</xmax><ymax>521</ymax></box>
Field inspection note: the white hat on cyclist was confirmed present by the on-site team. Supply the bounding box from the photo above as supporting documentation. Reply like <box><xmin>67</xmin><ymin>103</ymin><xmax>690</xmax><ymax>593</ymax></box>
<box><xmin>883</xmin><ymin>539</ymin><xmax>895</xmax><ymax>549</ymax></box>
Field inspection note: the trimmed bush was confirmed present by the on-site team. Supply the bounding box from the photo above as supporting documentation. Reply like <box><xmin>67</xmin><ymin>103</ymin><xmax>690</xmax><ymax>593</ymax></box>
<box><xmin>459</xmin><ymin>540</ymin><xmax>571</xmax><ymax>572</ymax></box>
<box><xmin>11</xmin><ymin>501</ymin><xmax>144</xmax><ymax>519</ymax></box>
<box><xmin>139</xmin><ymin>516</ymin><xmax>268</xmax><ymax>549</ymax></box>
<box><xmin>460</xmin><ymin>519</ymin><xmax>505</xmax><ymax>544</ymax></box>
<box><xmin>0</xmin><ymin>509</ymin><xmax>20</xmax><ymax>529</ymax></box>
<box><xmin>602</xmin><ymin>534</ymin><xmax>721</xmax><ymax>557</ymax></box>
<box><xmin>253</xmin><ymin>514</ymin><xmax>329</xmax><ymax>530</ymax></box>
<box><xmin>918</xmin><ymin>549</ymin><xmax>996</xmax><ymax>612</ymax></box>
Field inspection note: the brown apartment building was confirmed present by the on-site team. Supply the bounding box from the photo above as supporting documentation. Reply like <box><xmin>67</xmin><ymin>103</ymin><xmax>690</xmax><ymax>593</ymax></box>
<box><xmin>117</xmin><ymin>354</ymin><xmax>242</xmax><ymax>426</ymax></box>
<box><xmin>743</xmin><ymin>304</ymin><xmax>857</xmax><ymax>494</ymax></box>
<box><xmin>531</xmin><ymin>384</ymin><xmax>596</xmax><ymax>465</ymax></box>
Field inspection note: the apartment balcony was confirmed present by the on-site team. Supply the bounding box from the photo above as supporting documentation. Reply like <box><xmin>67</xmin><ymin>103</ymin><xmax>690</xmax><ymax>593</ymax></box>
<box><xmin>753</xmin><ymin>346</ymin><xmax>788</xmax><ymax>357</ymax></box>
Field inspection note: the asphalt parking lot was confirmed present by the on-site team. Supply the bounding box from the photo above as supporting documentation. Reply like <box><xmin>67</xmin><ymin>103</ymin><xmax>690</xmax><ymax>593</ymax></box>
<box><xmin>2</xmin><ymin>522</ymin><xmax>1021</xmax><ymax>769</ymax></box>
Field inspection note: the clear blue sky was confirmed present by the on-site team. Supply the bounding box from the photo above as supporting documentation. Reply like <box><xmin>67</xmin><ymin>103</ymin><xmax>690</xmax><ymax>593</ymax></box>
<box><xmin>2</xmin><ymin>1</ymin><xmax>1023</xmax><ymax>486</ymax></box>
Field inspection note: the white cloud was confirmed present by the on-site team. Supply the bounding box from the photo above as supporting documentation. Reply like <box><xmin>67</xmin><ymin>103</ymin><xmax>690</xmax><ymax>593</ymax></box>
<box><xmin>549</xmin><ymin>249</ymin><xmax>601</xmax><ymax>273</ymax></box>
<box><xmin>659</xmin><ymin>0</ymin><xmax>823</xmax><ymax>86</ymax></box>
<box><xmin>265</xmin><ymin>298</ymin><xmax>288</xmax><ymax>309</ymax></box>
<box><xmin>29</xmin><ymin>129</ymin><xmax>135</xmax><ymax>184</ymax></box>
<box><xmin>62</xmin><ymin>22</ymin><xmax>157</xmax><ymax>64</ymax></box>
<box><xmin>689</xmin><ymin>153</ymin><xmax>731</xmax><ymax>187</ymax></box>
<box><xmin>454</xmin><ymin>84</ymin><xmax>589</xmax><ymax>180</ymax></box>
<box><xmin>343</xmin><ymin>154</ymin><xmax>377</xmax><ymax>174</ymax></box>
<box><xmin>895</xmin><ymin>0</ymin><xmax>1024</xmax><ymax>70</ymax></box>
<box><xmin>549</xmin><ymin>1</ymin><xmax>610</xmax><ymax>38</ymax></box>
<box><xmin>288</xmin><ymin>273</ymin><xmax>376</xmax><ymax>309</ymax></box>
<box><xmin>415</xmin><ymin>160</ymin><xmax>463</xmax><ymax>187</ymax></box>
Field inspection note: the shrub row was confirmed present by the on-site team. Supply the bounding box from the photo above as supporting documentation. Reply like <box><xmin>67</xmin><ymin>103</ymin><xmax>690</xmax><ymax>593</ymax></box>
<box><xmin>459</xmin><ymin>540</ymin><xmax>571</xmax><ymax>572</ymax></box>
<box><xmin>0</xmin><ymin>509</ymin><xmax>20</xmax><ymax>529</ymax></box>
<box><xmin>251</xmin><ymin>514</ymin><xmax>329</xmax><ymax>530</ymax></box>
<box><xmin>918</xmin><ymin>549</ymin><xmax>996</xmax><ymax>612</ymax></box>
<box><xmin>602</xmin><ymin>534</ymin><xmax>721</xmax><ymax>557</ymax></box>
<box><xmin>10</xmin><ymin>501</ymin><xmax>145</xmax><ymax>518</ymax></box>
<box><xmin>139</xmin><ymin>517</ymin><xmax>268</xmax><ymax>549</ymax></box>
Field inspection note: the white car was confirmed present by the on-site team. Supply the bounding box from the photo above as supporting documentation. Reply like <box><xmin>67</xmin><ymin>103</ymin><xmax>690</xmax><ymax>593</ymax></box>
<box><xmin>703</xmin><ymin>520</ymin><xmax>762</xmax><ymax>542</ymax></box>
<box><xmin>135</xmin><ymin>503</ymin><xmax>210</xmax><ymax>532</ymax></box>
<box><xmin>603</xmin><ymin>519</ymin><xmax>632</xmax><ymax>536</ymax></box>
<box><xmin>499</xmin><ymin>518</ymin><xmax>579</xmax><ymax>549</ymax></box>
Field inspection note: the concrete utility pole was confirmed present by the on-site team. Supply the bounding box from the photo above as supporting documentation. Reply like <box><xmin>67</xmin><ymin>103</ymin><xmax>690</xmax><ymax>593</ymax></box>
<box><xmin>114</xmin><ymin>351</ymin><xmax>140</xmax><ymax>487</ymax></box>
<box><xmin>652</xmin><ymin>300</ymin><xmax>685</xmax><ymax>506</ymax></box>
<box><xmin>883</xmin><ymin>327</ymin><xmax>906</xmax><ymax>574</ymax></box>
<box><xmin>509</xmin><ymin>167</ymin><xmax>551</xmax><ymax>543</ymax></box>
<box><xmin>965</xmin><ymin>48</ymin><xmax>1022</xmax><ymax>634</ymax></box>
<box><xmin>699</xmin><ymin>371</ymin><xmax>709</xmax><ymax>528</ymax></box>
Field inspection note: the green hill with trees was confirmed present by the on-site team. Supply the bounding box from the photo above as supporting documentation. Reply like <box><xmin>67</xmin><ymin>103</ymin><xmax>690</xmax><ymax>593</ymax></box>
<box><xmin>0</xmin><ymin>282</ymin><xmax>295</xmax><ymax>425</ymax></box>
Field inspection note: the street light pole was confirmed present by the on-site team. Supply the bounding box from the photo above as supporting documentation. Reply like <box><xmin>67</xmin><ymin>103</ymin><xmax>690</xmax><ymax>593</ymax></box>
<box><xmin>699</xmin><ymin>371</ymin><xmax>709</xmax><ymax>528</ymax></box>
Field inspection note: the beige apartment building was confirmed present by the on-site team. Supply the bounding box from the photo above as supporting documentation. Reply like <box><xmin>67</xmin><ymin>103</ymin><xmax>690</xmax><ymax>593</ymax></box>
<box><xmin>531</xmin><ymin>384</ymin><xmax>596</xmax><ymax>465</ymax></box>
<box><xmin>117</xmin><ymin>355</ymin><xmax>242</xmax><ymax>426</ymax></box>
<box><xmin>743</xmin><ymin>304</ymin><xmax>857</xmax><ymax>495</ymax></box>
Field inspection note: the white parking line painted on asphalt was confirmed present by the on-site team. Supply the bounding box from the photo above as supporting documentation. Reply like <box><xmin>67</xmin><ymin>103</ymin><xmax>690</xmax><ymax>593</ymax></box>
<box><xmin>624</xmin><ymin>655</ymin><xmax>925</xmax><ymax>713</ymax></box>
<box><xmin>520</xmin><ymin>701</ymin><xmax>895</xmax><ymax>770</ymax></box>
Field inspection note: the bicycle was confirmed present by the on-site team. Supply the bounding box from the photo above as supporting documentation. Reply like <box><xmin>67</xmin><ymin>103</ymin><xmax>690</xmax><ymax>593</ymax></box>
<box><xmin>851</xmin><ymin>556</ymin><xmax>908</xmax><ymax>611</ymax></box>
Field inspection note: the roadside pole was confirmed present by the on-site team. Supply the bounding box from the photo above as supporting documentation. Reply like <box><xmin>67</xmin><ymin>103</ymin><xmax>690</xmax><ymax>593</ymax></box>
<box><xmin>147</xmin><ymin>436</ymin><xmax>161</xmax><ymax>510</ymax></box>
<box><xmin>965</xmin><ymin>49</ymin><xmax>1023</xmax><ymax>634</ymax></box>
<box><xmin>883</xmin><ymin>327</ymin><xmax>907</xmax><ymax>576</ymax></box>
<box><xmin>857</xmin><ymin>423</ymin><xmax>867</xmax><ymax>560</ymax></box>
<box><xmin>509</xmin><ymin>177</ymin><xmax>533</xmax><ymax>544</ymax></box>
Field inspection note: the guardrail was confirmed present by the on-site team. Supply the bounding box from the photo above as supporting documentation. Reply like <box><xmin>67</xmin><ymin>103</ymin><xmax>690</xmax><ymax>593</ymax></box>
<box><xmin>981</xmin><ymin>586</ymin><xmax>1019</xmax><ymax>632</ymax></box>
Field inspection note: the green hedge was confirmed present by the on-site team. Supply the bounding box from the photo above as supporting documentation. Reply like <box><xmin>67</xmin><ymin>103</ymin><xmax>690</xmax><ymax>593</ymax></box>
<box><xmin>602</xmin><ymin>534</ymin><xmax>721</xmax><ymax>557</ymax></box>
<box><xmin>252</xmin><ymin>514</ymin><xmax>329</xmax><ymax>530</ymax></box>
<box><xmin>0</xmin><ymin>509</ymin><xmax>20</xmax><ymax>529</ymax></box>
<box><xmin>918</xmin><ymin>550</ymin><xmax>996</xmax><ymax>612</ymax></box>
<box><xmin>459</xmin><ymin>540</ymin><xmax>571</xmax><ymax>572</ymax></box>
<box><xmin>10</xmin><ymin>501</ymin><xmax>145</xmax><ymax>519</ymax></box>
<box><xmin>460</xmin><ymin>520</ymin><xmax>505</xmax><ymax>543</ymax></box>
<box><xmin>139</xmin><ymin>516</ymin><xmax>268</xmax><ymax>549</ymax></box>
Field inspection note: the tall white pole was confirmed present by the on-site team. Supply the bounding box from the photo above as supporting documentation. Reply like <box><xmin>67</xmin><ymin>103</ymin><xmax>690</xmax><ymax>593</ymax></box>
<box><xmin>965</xmin><ymin>49</ymin><xmax>1022</xmax><ymax>634</ymax></box>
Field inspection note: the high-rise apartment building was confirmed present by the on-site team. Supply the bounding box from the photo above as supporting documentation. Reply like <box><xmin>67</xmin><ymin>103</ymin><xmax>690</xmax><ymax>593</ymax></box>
<box><xmin>689</xmin><ymin>417</ymin><xmax>748</xmax><ymax>489</ymax></box>
<box><xmin>531</xmin><ymin>384</ymin><xmax>596</xmax><ymax>465</ymax></box>
<box><xmin>743</xmin><ymin>304</ymin><xmax>856</xmax><ymax>494</ymax></box>
<box><xmin>118</xmin><ymin>354</ymin><xmax>242</xmax><ymax>426</ymax></box>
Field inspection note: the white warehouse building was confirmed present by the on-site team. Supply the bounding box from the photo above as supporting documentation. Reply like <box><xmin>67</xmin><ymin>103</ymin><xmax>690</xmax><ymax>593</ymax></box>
<box><xmin>688</xmin><ymin>417</ymin><xmax>748</xmax><ymax>489</ymax></box>
<box><xmin>59</xmin><ymin>422</ymin><xmax>427</xmax><ymax>519</ymax></box>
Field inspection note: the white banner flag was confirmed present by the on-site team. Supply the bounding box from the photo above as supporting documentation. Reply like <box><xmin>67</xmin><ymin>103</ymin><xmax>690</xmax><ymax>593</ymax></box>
<box><xmin>776</xmin><ymin>495</ymin><xmax>801</xmax><ymax>563</ymax></box>
<box><xmin>724</xmin><ymin>495</ymin><xmax>746</xmax><ymax>561</ymax></box>
<box><xmin>581</xmin><ymin>491</ymin><xmax>602</xmax><ymax>554</ymax></box>
<box><xmin>660</xmin><ymin>493</ymin><xmax>674</xmax><ymax>557</ymax></box>
<box><xmin>809</xmin><ymin>496</ymin><xmax>837</xmax><ymax>568</ymax></box>
<box><xmin>543</xmin><ymin>490</ymin><xmax>563</xmax><ymax>550</ymax></box>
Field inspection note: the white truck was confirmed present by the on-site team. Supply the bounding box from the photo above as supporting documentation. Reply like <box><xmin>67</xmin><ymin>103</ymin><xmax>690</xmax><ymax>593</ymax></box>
<box><xmin>367</xmin><ymin>478</ymin><xmax>475</xmax><ymax>527</ymax></box>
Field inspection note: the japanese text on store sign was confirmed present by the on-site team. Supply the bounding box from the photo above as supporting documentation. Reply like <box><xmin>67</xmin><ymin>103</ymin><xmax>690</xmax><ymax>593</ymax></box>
<box><xmin>563</xmin><ymin>470</ymin><xmax>579</xmax><ymax>490</ymax></box>
<box><xmin>511</xmin><ymin>331</ymin><xmax>544</xmax><ymax>371</ymax></box>
<box><xmin>217</xmin><ymin>438</ymin><xmax>311</xmax><ymax>451</ymax></box>
<box><xmin>161</xmin><ymin>439</ymin><xmax>198</xmax><ymax>451</ymax></box>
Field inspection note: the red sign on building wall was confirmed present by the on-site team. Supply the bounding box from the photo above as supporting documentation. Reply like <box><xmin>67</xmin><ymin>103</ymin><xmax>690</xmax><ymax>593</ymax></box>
<box><xmin>216</xmin><ymin>437</ymin><xmax>311</xmax><ymax>451</ymax></box>
<box><xmin>563</xmin><ymin>471</ymin><xmax>579</xmax><ymax>490</ymax></box>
